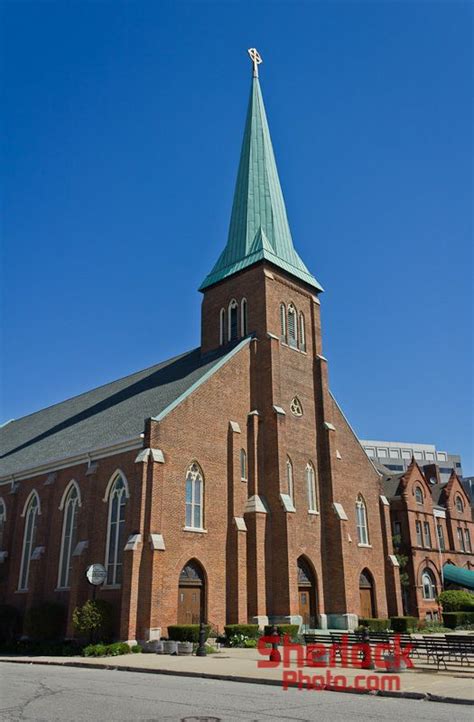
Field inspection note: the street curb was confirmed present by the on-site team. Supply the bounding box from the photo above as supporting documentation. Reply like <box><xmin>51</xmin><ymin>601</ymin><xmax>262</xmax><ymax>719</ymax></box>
<box><xmin>1</xmin><ymin>658</ymin><xmax>473</xmax><ymax>706</ymax></box>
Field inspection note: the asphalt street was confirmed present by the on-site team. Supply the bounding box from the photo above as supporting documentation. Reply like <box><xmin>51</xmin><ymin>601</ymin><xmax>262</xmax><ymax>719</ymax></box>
<box><xmin>0</xmin><ymin>662</ymin><xmax>471</xmax><ymax>721</ymax></box>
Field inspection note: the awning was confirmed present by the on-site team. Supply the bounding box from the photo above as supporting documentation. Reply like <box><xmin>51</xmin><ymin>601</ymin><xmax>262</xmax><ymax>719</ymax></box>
<box><xmin>443</xmin><ymin>564</ymin><xmax>474</xmax><ymax>590</ymax></box>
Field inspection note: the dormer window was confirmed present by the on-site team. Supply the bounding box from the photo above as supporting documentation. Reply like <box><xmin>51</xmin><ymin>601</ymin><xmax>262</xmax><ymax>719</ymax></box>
<box><xmin>228</xmin><ymin>299</ymin><xmax>238</xmax><ymax>341</ymax></box>
<box><xmin>415</xmin><ymin>486</ymin><xmax>424</xmax><ymax>505</ymax></box>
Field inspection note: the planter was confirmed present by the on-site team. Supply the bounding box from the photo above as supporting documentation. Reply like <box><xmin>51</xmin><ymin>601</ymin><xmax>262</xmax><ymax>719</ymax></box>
<box><xmin>163</xmin><ymin>640</ymin><xmax>178</xmax><ymax>655</ymax></box>
<box><xmin>177</xmin><ymin>641</ymin><xmax>193</xmax><ymax>656</ymax></box>
<box><xmin>155</xmin><ymin>641</ymin><xmax>164</xmax><ymax>655</ymax></box>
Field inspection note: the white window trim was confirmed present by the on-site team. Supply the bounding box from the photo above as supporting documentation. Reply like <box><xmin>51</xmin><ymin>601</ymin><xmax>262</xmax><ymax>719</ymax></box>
<box><xmin>219</xmin><ymin>308</ymin><xmax>226</xmax><ymax>345</ymax></box>
<box><xmin>240</xmin><ymin>449</ymin><xmax>247</xmax><ymax>481</ymax></box>
<box><xmin>102</xmin><ymin>469</ymin><xmax>130</xmax><ymax>502</ymax></box>
<box><xmin>286</xmin><ymin>457</ymin><xmax>294</xmax><ymax>503</ymax></box>
<box><xmin>185</xmin><ymin>463</ymin><xmax>204</xmax><ymax>530</ymax></box>
<box><xmin>228</xmin><ymin>299</ymin><xmax>238</xmax><ymax>341</ymax></box>
<box><xmin>182</xmin><ymin>526</ymin><xmax>207</xmax><ymax>534</ymax></box>
<box><xmin>287</xmin><ymin>303</ymin><xmax>298</xmax><ymax>347</ymax></box>
<box><xmin>240</xmin><ymin>298</ymin><xmax>247</xmax><ymax>337</ymax></box>
<box><xmin>356</xmin><ymin>496</ymin><xmax>369</xmax><ymax>546</ymax></box>
<box><xmin>57</xmin><ymin>484</ymin><xmax>80</xmax><ymax>589</ymax></box>
<box><xmin>306</xmin><ymin>463</ymin><xmax>318</xmax><ymax>512</ymax></box>
<box><xmin>280</xmin><ymin>303</ymin><xmax>286</xmax><ymax>341</ymax></box>
<box><xmin>104</xmin><ymin>472</ymin><xmax>128</xmax><ymax>587</ymax></box>
<box><xmin>18</xmin><ymin>493</ymin><xmax>39</xmax><ymax>591</ymax></box>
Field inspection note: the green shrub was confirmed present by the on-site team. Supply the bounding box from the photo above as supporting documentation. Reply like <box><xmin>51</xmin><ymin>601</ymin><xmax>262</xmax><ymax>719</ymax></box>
<box><xmin>24</xmin><ymin>603</ymin><xmax>66</xmax><ymax>641</ymax></box>
<box><xmin>437</xmin><ymin>590</ymin><xmax>474</xmax><ymax>612</ymax></box>
<box><xmin>83</xmin><ymin>641</ymin><xmax>131</xmax><ymax>657</ymax></box>
<box><xmin>167</xmin><ymin>625</ymin><xmax>211</xmax><ymax>643</ymax></box>
<box><xmin>107</xmin><ymin>642</ymin><xmax>131</xmax><ymax>656</ymax></box>
<box><xmin>390</xmin><ymin>616</ymin><xmax>418</xmax><ymax>633</ymax></box>
<box><xmin>442</xmin><ymin>611</ymin><xmax>474</xmax><ymax>629</ymax></box>
<box><xmin>72</xmin><ymin>600</ymin><xmax>113</xmax><ymax>642</ymax></box>
<box><xmin>224</xmin><ymin>624</ymin><xmax>259</xmax><ymax>640</ymax></box>
<box><xmin>0</xmin><ymin>604</ymin><xmax>21</xmax><ymax>643</ymax></box>
<box><xmin>83</xmin><ymin>643</ymin><xmax>108</xmax><ymax>657</ymax></box>
<box><xmin>359</xmin><ymin>618</ymin><xmax>390</xmax><ymax>632</ymax></box>
<box><xmin>131</xmin><ymin>644</ymin><xmax>142</xmax><ymax>653</ymax></box>
<box><xmin>263</xmin><ymin>625</ymin><xmax>299</xmax><ymax>640</ymax></box>
<box><xmin>243</xmin><ymin>638</ymin><xmax>258</xmax><ymax>648</ymax></box>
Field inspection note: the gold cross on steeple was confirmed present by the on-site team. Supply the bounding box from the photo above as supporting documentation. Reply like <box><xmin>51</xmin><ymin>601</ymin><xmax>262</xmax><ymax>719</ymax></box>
<box><xmin>248</xmin><ymin>48</ymin><xmax>262</xmax><ymax>78</ymax></box>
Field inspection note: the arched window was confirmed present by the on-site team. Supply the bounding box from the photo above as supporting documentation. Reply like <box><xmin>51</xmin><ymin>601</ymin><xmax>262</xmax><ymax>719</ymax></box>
<box><xmin>455</xmin><ymin>495</ymin><xmax>464</xmax><ymax>513</ymax></box>
<box><xmin>280</xmin><ymin>303</ymin><xmax>286</xmax><ymax>342</ymax></box>
<box><xmin>240</xmin><ymin>449</ymin><xmax>247</xmax><ymax>481</ymax></box>
<box><xmin>105</xmin><ymin>473</ymin><xmax>127</xmax><ymax>585</ymax></box>
<box><xmin>415</xmin><ymin>486</ymin><xmax>424</xmax><ymax>505</ymax></box>
<box><xmin>0</xmin><ymin>498</ymin><xmax>5</xmax><ymax>550</ymax></box>
<box><xmin>306</xmin><ymin>462</ymin><xmax>317</xmax><ymax>512</ymax></box>
<box><xmin>288</xmin><ymin>304</ymin><xmax>297</xmax><ymax>348</ymax></box>
<box><xmin>228</xmin><ymin>299</ymin><xmax>238</xmax><ymax>341</ymax></box>
<box><xmin>19</xmin><ymin>492</ymin><xmax>39</xmax><ymax>591</ymax></box>
<box><xmin>356</xmin><ymin>495</ymin><xmax>369</xmax><ymax>545</ymax></box>
<box><xmin>421</xmin><ymin>569</ymin><xmax>437</xmax><ymax>600</ymax></box>
<box><xmin>298</xmin><ymin>312</ymin><xmax>306</xmax><ymax>352</ymax></box>
<box><xmin>286</xmin><ymin>457</ymin><xmax>294</xmax><ymax>502</ymax></box>
<box><xmin>241</xmin><ymin>299</ymin><xmax>248</xmax><ymax>337</ymax></box>
<box><xmin>58</xmin><ymin>483</ymin><xmax>80</xmax><ymax>589</ymax></box>
<box><xmin>185</xmin><ymin>463</ymin><xmax>204</xmax><ymax>529</ymax></box>
<box><xmin>219</xmin><ymin>308</ymin><xmax>226</xmax><ymax>346</ymax></box>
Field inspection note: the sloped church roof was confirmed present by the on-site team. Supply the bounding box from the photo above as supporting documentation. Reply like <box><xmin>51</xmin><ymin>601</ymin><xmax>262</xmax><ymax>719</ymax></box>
<box><xmin>199</xmin><ymin>61</ymin><xmax>323</xmax><ymax>292</ymax></box>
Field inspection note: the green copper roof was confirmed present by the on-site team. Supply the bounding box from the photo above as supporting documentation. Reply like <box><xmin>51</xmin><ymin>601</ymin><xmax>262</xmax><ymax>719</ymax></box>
<box><xmin>199</xmin><ymin>75</ymin><xmax>323</xmax><ymax>292</ymax></box>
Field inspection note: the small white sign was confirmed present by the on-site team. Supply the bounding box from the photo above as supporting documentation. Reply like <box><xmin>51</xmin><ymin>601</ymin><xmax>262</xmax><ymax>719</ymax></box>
<box><xmin>85</xmin><ymin>563</ymin><xmax>107</xmax><ymax>586</ymax></box>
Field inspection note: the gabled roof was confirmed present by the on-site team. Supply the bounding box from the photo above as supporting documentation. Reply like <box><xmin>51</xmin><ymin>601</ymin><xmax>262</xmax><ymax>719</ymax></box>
<box><xmin>199</xmin><ymin>73</ymin><xmax>323</xmax><ymax>292</ymax></box>
<box><xmin>382</xmin><ymin>472</ymin><xmax>406</xmax><ymax>499</ymax></box>
<box><xmin>0</xmin><ymin>341</ymin><xmax>250</xmax><ymax>480</ymax></box>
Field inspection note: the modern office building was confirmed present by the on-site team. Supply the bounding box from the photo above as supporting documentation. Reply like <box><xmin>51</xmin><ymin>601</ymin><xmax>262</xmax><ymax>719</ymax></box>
<box><xmin>360</xmin><ymin>440</ymin><xmax>463</xmax><ymax>483</ymax></box>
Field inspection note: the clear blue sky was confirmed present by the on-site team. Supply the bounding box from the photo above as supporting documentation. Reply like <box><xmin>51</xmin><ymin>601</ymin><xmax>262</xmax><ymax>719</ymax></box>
<box><xmin>1</xmin><ymin>1</ymin><xmax>472</xmax><ymax>472</ymax></box>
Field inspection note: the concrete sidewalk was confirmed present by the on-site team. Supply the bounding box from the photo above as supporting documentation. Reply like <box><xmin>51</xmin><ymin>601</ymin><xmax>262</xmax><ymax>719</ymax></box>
<box><xmin>1</xmin><ymin>647</ymin><xmax>473</xmax><ymax>705</ymax></box>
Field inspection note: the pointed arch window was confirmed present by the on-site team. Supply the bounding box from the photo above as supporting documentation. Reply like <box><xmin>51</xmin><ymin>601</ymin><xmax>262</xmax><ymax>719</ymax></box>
<box><xmin>19</xmin><ymin>492</ymin><xmax>39</xmax><ymax>591</ymax></box>
<box><xmin>298</xmin><ymin>312</ymin><xmax>306</xmax><ymax>352</ymax></box>
<box><xmin>241</xmin><ymin>299</ymin><xmax>248</xmax><ymax>337</ymax></box>
<box><xmin>288</xmin><ymin>304</ymin><xmax>297</xmax><ymax>348</ymax></box>
<box><xmin>219</xmin><ymin>308</ymin><xmax>226</xmax><ymax>346</ymax></box>
<box><xmin>185</xmin><ymin>463</ymin><xmax>204</xmax><ymax>529</ymax></box>
<box><xmin>356</xmin><ymin>495</ymin><xmax>369</xmax><ymax>545</ymax></box>
<box><xmin>105</xmin><ymin>473</ymin><xmax>127</xmax><ymax>585</ymax></box>
<box><xmin>240</xmin><ymin>449</ymin><xmax>247</xmax><ymax>481</ymax></box>
<box><xmin>0</xmin><ymin>498</ymin><xmax>5</xmax><ymax>550</ymax></box>
<box><xmin>306</xmin><ymin>462</ymin><xmax>318</xmax><ymax>512</ymax></box>
<box><xmin>286</xmin><ymin>457</ymin><xmax>294</xmax><ymax>502</ymax></box>
<box><xmin>228</xmin><ymin>299</ymin><xmax>238</xmax><ymax>341</ymax></box>
<box><xmin>421</xmin><ymin>569</ymin><xmax>436</xmax><ymax>600</ymax></box>
<box><xmin>280</xmin><ymin>303</ymin><xmax>287</xmax><ymax>342</ymax></box>
<box><xmin>455</xmin><ymin>495</ymin><xmax>464</xmax><ymax>513</ymax></box>
<box><xmin>58</xmin><ymin>484</ymin><xmax>80</xmax><ymax>589</ymax></box>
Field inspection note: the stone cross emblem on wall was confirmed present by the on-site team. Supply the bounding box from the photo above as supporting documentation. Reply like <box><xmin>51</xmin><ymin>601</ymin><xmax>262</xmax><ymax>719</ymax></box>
<box><xmin>248</xmin><ymin>48</ymin><xmax>263</xmax><ymax>78</ymax></box>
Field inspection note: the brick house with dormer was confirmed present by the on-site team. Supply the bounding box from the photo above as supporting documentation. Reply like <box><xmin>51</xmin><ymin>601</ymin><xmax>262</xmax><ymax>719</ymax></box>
<box><xmin>384</xmin><ymin>462</ymin><xmax>473</xmax><ymax>620</ymax></box>
<box><xmin>3</xmin><ymin>51</ymin><xmax>463</xmax><ymax>644</ymax></box>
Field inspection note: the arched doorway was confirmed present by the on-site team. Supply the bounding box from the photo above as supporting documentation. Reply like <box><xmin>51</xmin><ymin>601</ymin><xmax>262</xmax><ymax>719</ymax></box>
<box><xmin>359</xmin><ymin>569</ymin><xmax>375</xmax><ymax>618</ymax></box>
<box><xmin>297</xmin><ymin>557</ymin><xmax>317</xmax><ymax>630</ymax></box>
<box><xmin>178</xmin><ymin>560</ymin><xmax>205</xmax><ymax>624</ymax></box>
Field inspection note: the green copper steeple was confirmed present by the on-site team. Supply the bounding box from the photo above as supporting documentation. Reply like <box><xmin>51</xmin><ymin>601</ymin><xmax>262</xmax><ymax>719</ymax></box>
<box><xmin>199</xmin><ymin>51</ymin><xmax>323</xmax><ymax>293</ymax></box>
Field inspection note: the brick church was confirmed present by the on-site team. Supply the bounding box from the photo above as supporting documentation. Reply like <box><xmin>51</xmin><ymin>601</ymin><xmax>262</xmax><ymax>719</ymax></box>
<box><xmin>3</xmin><ymin>50</ymin><xmax>469</xmax><ymax>644</ymax></box>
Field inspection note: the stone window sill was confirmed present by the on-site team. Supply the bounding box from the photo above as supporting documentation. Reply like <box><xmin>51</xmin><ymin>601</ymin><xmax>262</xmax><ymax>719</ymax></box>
<box><xmin>102</xmin><ymin>584</ymin><xmax>122</xmax><ymax>590</ymax></box>
<box><xmin>308</xmin><ymin>510</ymin><xmax>319</xmax><ymax>515</ymax></box>
<box><xmin>357</xmin><ymin>543</ymin><xmax>372</xmax><ymax>548</ymax></box>
<box><xmin>15</xmin><ymin>589</ymin><xmax>28</xmax><ymax>594</ymax></box>
<box><xmin>55</xmin><ymin>587</ymin><xmax>70</xmax><ymax>592</ymax></box>
<box><xmin>183</xmin><ymin>526</ymin><xmax>208</xmax><ymax>534</ymax></box>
